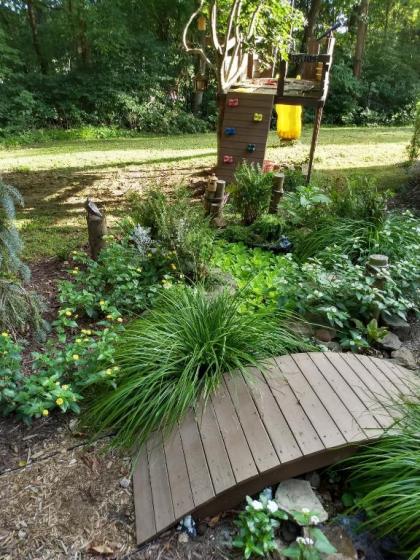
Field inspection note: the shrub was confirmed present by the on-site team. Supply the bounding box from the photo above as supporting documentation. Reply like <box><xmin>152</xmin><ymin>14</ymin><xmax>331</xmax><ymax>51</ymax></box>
<box><xmin>0</xmin><ymin>278</ymin><xmax>47</xmax><ymax>337</ymax></box>
<box><xmin>281</xmin><ymin>183</ymin><xmax>331</xmax><ymax>228</ymax></box>
<box><xmin>279</xmin><ymin>250</ymin><xmax>418</xmax><ymax>345</ymax></box>
<box><xmin>341</xmin><ymin>397</ymin><xmax>420</xmax><ymax>559</ymax></box>
<box><xmin>230</xmin><ymin>162</ymin><xmax>273</xmax><ymax>225</ymax></box>
<box><xmin>328</xmin><ymin>176</ymin><xmax>389</xmax><ymax>225</ymax></box>
<box><xmin>0</xmin><ymin>179</ymin><xmax>29</xmax><ymax>280</ymax></box>
<box><xmin>83</xmin><ymin>286</ymin><xmax>308</xmax><ymax>450</ymax></box>
<box><xmin>0</xmin><ymin>332</ymin><xmax>23</xmax><ymax>416</ymax></box>
<box><xmin>127</xmin><ymin>189</ymin><xmax>215</xmax><ymax>281</ymax></box>
<box><xmin>407</xmin><ymin>101</ymin><xmax>420</xmax><ymax>162</ymax></box>
<box><xmin>59</xmin><ymin>240</ymin><xmax>180</xmax><ymax>319</ymax></box>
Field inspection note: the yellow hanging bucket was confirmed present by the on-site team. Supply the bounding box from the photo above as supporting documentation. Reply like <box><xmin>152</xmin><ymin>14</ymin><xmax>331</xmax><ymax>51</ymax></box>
<box><xmin>275</xmin><ymin>104</ymin><xmax>302</xmax><ymax>140</ymax></box>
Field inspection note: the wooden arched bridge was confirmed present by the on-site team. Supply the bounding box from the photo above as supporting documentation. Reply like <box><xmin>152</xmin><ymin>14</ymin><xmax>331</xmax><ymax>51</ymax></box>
<box><xmin>133</xmin><ymin>352</ymin><xmax>416</xmax><ymax>545</ymax></box>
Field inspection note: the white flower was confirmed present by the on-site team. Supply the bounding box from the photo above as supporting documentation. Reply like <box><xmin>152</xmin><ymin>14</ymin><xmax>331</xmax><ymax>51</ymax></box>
<box><xmin>296</xmin><ymin>537</ymin><xmax>305</xmax><ymax>545</ymax></box>
<box><xmin>304</xmin><ymin>538</ymin><xmax>314</xmax><ymax>546</ymax></box>
<box><xmin>251</xmin><ymin>500</ymin><xmax>263</xmax><ymax>511</ymax></box>
<box><xmin>301</xmin><ymin>507</ymin><xmax>310</xmax><ymax>514</ymax></box>
<box><xmin>310</xmin><ymin>515</ymin><xmax>320</xmax><ymax>525</ymax></box>
<box><xmin>267</xmin><ymin>500</ymin><xmax>278</xmax><ymax>513</ymax></box>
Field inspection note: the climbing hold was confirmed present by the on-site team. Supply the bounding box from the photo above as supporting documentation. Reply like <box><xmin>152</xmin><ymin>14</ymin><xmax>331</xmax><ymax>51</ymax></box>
<box><xmin>224</xmin><ymin>127</ymin><xmax>236</xmax><ymax>136</ymax></box>
<box><xmin>228</xmin><ymin>98</ymin><xmax>239</xmax><ymax>108</ymax></box>
<box><xmin>223</xmin><ymin>155</ymin><xmax>234</xmax><ymax>164</ymax></box>
<box><xmin>247</xmin><ymin>144</ymin><xmax>256</xmax><ymax>153</ymax></box>
<box><xmin>253</xmin><ymin>113</ymin><xmax>263</xmax><ymax>122</ymax></box>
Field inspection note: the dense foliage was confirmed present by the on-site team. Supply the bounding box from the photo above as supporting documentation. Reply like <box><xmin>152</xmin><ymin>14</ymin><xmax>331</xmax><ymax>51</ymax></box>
<box><xmin>0</xmin><ymin>181</ymin><xmax>46</xmax><ymax>336</ymax></box>
<box><xmin>83</xmin><ymin>286</ymin><xmax>309</xmax><ymax>450</ymax></box>
<box><xmin>0</xmin><ymin>0</ymin><xmax>418</xmax><ymax>138</ymax></box>
<box><xmin>341</xmin><ymin>398</ymin><xmax>420</xmax><ymax>559</ymax></box>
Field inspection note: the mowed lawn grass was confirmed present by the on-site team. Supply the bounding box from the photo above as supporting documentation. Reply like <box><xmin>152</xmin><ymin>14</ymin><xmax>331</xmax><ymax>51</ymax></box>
<box><xmin>0</xmin><ymin>125</ymin><xmax>412</xmax><ymax>261</ymax></box>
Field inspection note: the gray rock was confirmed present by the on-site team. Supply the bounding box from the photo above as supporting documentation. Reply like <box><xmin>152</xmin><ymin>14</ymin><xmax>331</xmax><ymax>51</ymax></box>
<box><xmin>390</xmin><ymin>348</ymin><xmax>417</xmax><ymax>370</ymax></box>
<box><xmin>305</xmin><ymin>471</ymin><xmax>321</xmax><ymax>489</ymax></box>
<box><xmin>323</xmin><ymin>525</ymin><xmax>357</xmax><ymax>560</ymax></box>
<box><xmin>119</xmin><ymin>477</ymin><xmax>131</xmax><ymax>489</ymax></box>
<box><xmin>381</xmin><ymin>312</ymin><xmax>411</xmax><ymax>341</ymax></box>
<box><xmin>275</xmin><ymin>479</ymin><xmax>328</xmax><ymax>522</ymax></box>
<box><xmin>325</xmin><ymin>342</ymin><xmax>342</xmax><ymax>353</ymax></box>
<box><xmin>178</xmin><ymin>532</ymin><xmax>189</xmax><ymax>544</ymax></box>
<box><xmin>314</xmin><ymin>328</ymin><xmax>336</xmax><ymax>343</ymax></box>
<box><xmin>378</xmin><ymin>332</ymin><xmax>402</xmax><ymax>352</ymax></box>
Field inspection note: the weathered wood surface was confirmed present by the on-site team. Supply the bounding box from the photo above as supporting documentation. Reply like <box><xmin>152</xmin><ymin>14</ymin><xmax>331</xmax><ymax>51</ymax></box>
<box><xmin>133</xmin><ymin>352</ymin><xmax>416</xmax><ymax>545</ymax></box>
<box><xmin>216</xmin><ymin>91</ymin><xmax>274</xmax><ymax>182</ymax></box>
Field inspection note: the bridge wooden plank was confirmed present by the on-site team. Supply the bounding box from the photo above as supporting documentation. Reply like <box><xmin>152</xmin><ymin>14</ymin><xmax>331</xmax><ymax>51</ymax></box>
<box><xmin>293</xmin><ymin>353</ymin><xmax>365</xmax><ymax>443</ymax></box>
<box><xmin>164</xmin><ymin>426</ymin><xmax>195</xmax><ymax>519</ymax></box>
<box><xmin>368</xmin><ymin>357</ymin><xmax>414</xmax><ymax>396</ymax></box>
<box><xmin>263</xmin><ymin>361</ymin><xmax>324</xmax><ymax>456</ymax></box>
<box><xmin>340</xmin><ymin>353</ymin><xmax>397</xmax><ymax>422</ymax></box>
<box><xmin>133</xmin><ymin>448</ymin><xmax>156</xmax><ymax>544</ymax></box>
<box><xmin>275</xmin><ymin>354</ymin><xmax>346</xmax><ymax>448</ymax></box>
<box><xmin>196</xmin><ymin>401</ymin><xmax>236</xmax><ymax>494</ymax></box>
<box><xmin>248</xmin><ymin>367</ymin><xmax>302</xmax><ymax>462</ymax></box>
<box><xmin>147</xmin><ymin>432</ymin><xmax>175</xmax><ymax>532</ymax></box>
<box><xmin>353</xmin><ymin>355</ymin><xmax>404</xmax><ymax>402</ymax></box>
<box><xmin>324</xmin><ymin>353</ymin><xmax>389</xmax><ymax>429</ymax></box>
<box><xmin>385</xmin><ymin>361</ymin><xmax>418</xmax><ymax>394</ymax></box>
<box><xmin>211</xmin><ymin>380</ymin><xmax>258</xmax><ymax>483</ymax></box>
<box><xmin>225</xmin><ymin>373</ymin><xmax>278</xmax><ymax>472</ymax></box>
<box><xmin>178</xmin><ymin>409</ymin><xmax>214</xmax><ymax>506</ymax></box>
<box><xmin>309</xmin><ymin>353</ymin><xmax>382</xmax><ymax>437</ymax></box>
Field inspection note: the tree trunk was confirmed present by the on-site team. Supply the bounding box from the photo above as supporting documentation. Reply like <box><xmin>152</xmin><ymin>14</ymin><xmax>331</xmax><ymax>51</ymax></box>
<box><xmin>301</xmin><ymin>0</ymin><xmax>321</xmax><ymax>51</ymax></box>
<box><xmin>353</xmin><ymin>0</ymin><xmax>369</xmax><ymax>79</ymax></box>
<box><xmin>26</xmin><ymin>0</ymin><xmax>47</xmax><ymax>74</ymax></box>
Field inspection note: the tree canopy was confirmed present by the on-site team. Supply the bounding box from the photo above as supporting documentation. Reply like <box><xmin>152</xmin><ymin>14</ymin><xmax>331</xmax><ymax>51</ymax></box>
<box><xmin>0</xmin><ymin>0</ymin><xmax>418</xmax><ymax>134</ymax></box>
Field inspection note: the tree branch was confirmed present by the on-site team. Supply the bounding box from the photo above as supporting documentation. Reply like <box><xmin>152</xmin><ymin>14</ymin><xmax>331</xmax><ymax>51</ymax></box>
<box><xmin>182</xmin><ymin>0</ymin><xmax>214</xmax><ymax>68</ymax></box>
<box><xmin>247</xmin><ymin>1</ymin><xmax>264</xmax><ymax>40</ymax></box>
<box><xmin>210</xmin><ymin>1</ymin><xmax>222</xmax><ymax>54</ymax></box>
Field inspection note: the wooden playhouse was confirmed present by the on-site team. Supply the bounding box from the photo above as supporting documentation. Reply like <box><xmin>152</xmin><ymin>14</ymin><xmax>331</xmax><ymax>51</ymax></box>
<box><xmin>216</xmin><ymin>35</ymin><xmax>336</xmax><ymax>183</ymax></box>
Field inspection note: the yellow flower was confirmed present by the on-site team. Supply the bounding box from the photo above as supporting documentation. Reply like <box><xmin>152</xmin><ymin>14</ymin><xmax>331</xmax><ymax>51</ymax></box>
<box><xmin>56</xmin><ymin>397</ymin><xmax>64</xmax><ymax>406</ymax></box>
<box><xmin>99</xmin><ymin>300</ymin><xmax>106</xmax><ymax>306</ymax></box>
<box><xmin>42</xmin><ymin>409</ymin><xmax>49</xmax><ymax>417</ymax></box>
<box><xmin>106</xmin><ymin>368</ymin><xmax>113</xmax><ymax>375</ymax></box>
<box><xmin>75</xmin><ymin>338</ymin><xmax>82</xmax><ymax>343</ymax></box>
<box><xmin>136</xmin><ymin>267</ymin><xmax>142</xmax><ymax>273</ymax></box>
<box><xmin>113</xmin><ymin>366</ymin><xmax>120</xmax><ymax>372</ymax></box>
<box><xmin>62</xmin><ymin>385</ymin><xmax>69</xmax><ymax>390</ymax></box>
<box><xmin>147</xmin><ymin>252</ymin><xmax>152</xmax><ymax>257</ymax></box>
<box><xmin>71</xmin><ymin>270</ymin><xmax>79</xmax><ymax>275</ymax></box>
<box><xmin>72</xmin><ymin>354</ymin><xmax>80</xmax><ymax>361</ymax></box>
<box><xmin>106</xmin><ymin>314</ymin><xmax>113</xmax><ymax>320</ymax></box>
<box><xmin>170</xmin><ymin>263</ymin><xmax>177</xmax><ymax>270</ymax></box>
<box><xmin>55</xmin><ymin>381</ymin><xmax>60</xmax><ymax>386</ymax></box>
<box><xmin>117</xmin><ymin>318</ymin><xmax>123</xmax><ymax>323</ymax></box>
<box><xmin>1</xmin><ymin>332</ymin><xmax>9</xmax><ymax>338</ymax></box>
<box><xmin>65</xmin><ymin>310</ymin><xmax>72</xmax><ymax>317</ymax></box>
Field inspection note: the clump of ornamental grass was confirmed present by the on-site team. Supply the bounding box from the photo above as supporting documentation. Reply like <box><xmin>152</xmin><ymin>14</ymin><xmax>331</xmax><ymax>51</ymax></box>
<box><xmin>84</xmin><ymin>285</ymin><xmax>310</xmax><ymax>451</ymax></box>
<box><xmin>341</xmin><ymin>396</ymin><xmax>420</xmax><ymax>559</ymax></box>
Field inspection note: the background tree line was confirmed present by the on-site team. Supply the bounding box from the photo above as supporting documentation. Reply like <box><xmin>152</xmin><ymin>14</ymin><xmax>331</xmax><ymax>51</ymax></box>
<box><xmin>0</xmin><ymin>0</ymin><xmax>418</xmax><ymax>137</ymax></box>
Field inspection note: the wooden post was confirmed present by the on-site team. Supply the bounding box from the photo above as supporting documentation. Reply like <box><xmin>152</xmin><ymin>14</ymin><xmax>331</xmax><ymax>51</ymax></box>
<box><xmin>306</xmin><ymin>104</ymin><xmax>324</xmax><ymax>183</ymax></box>
<box><xmin>269</xmin><ymin>173</ymin><xmax>285</xmax><ymax>214</ymax></box>
<box><xmin>85</xmin><ymin>199</ymin><xmax>107</xmax><ymax>260</ymax></box>
<box><xmin>209</xmin><ymin>180</ymin><xmax>226</xmax><ymax>225</ymax></box>
<box><xmin>204</xmin><ymin>174</ymin><xmax>218</xmax><ymax>214</ymax></box>
<box><xmin>365</xmin><ymin>254</ymin><xmax>389</xmax><ymax>320</ymax></box>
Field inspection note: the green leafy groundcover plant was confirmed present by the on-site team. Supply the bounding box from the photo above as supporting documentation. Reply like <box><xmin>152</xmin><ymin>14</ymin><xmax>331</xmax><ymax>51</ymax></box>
<box><xmin>84</xmin><ymin>285</ymin><xmax>310</xmax><ymax>451</ymax></box>
<box><xmin>341</xmin><ymin>398</ymin><xmax>420</xmax><ymax>559</ymax></box>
